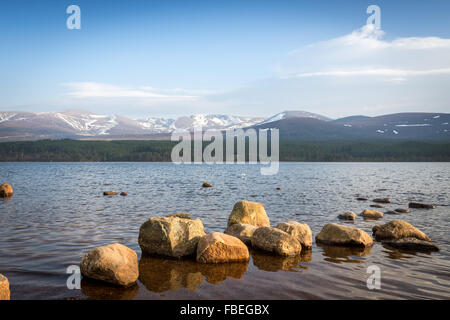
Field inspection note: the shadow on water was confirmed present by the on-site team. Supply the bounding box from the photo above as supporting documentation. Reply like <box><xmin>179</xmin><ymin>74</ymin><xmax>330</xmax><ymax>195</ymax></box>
<box><xmin>138</xmin><ymin>255</ymin><xmax>249</xmax><ymax>293</ymax></box>
<box><xmin>250</xmin><ymin>249</ymin><xmax>312</xmax><ymax>272</ymax></box>
<box><xmin>317</xmin><ymin>244</ymin><xmax>372</xmax><ymax>264</ymax></box>
<box><xmin>81</xmin><ymin>278</ymin><xmax>139</xmax><ymax>300</ymax></box>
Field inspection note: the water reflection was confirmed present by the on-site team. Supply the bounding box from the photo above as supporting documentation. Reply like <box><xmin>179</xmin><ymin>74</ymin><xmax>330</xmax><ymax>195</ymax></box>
<box><xmin>81</xmin><ymin>278</ymin><xmax>139</xmax><ymax>300</ymax></box>
<box><xmin>251</xmin><ymin>249</ymin><xmax>312</xmax><ymax>272</ymax></box>
<box><xmin>381</xmin><ymin>244</ymin><xmax>430</xmax><ymax>259</ymax></box>
<box><xmin>318</xmin><ymin>244</ymin><xmax>371</xmax><ymax>264</ymax></box>
<box><xmin>138</xmin><ymin>255</ymin><xmax>248</xmax><ymax>293</ymax></box>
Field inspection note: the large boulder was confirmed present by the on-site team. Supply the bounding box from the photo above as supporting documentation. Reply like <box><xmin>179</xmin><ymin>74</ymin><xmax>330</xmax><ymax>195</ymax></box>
<box><xmin>224</xmin><ymin>223</ymin><xmax>257</xmax><ymax>245</ymax></box>
<box><xmin>315</xmin><ymin>223</ymin><xmax>373</xmax><ymax>247</ymax></box>
<box><xmin>0</xmin><ymin>184</ymin><xmax>13</xmax><ymax>198</ymax></box>
<box><xmin>0</xmin><ymin>274</ymin><xmax>10</xmax><ymax>300</ymax></box>
<box><xmin>382</xmin><ymin>238</ymin><xmax>439</xmax><ymax>252</ymax></box>
<box><xmin>80</xmin><ymin>243</ymin><xmax>139</xmax><ymax>287</ymax></box>
<box><xmin>338</xmin><ymin>211</ymin><xmax>357</xmax><ymax>221</ymax></box>
<box><xmin>196</xmin><ymin>232</ymin><xmax>249</xmax><ymax>263</ymax></box>
<box><xmin>372</xmin><ymin>220</ymin><xmax>431</xmax><ymax>242</ymax></box>
<box><xmin>227</xmin><ymin>200</ymin><xmax>270</xmax><ymax>228</ymax></box>
<box><xmin>138</xmin><ymin>216</ymin><xmax>205</xmax><ymax>258</ymax></box>
<box><xmin>251</xmin><ymin>227</ymin><xmax>302</xmax><ymax>256</ymax></box>
<box><xmin>275</xmin><ymin>221</ymin><xmax>313</xmax><ymax>249</ymax></box>
<box><xmin>361</xmin><ymin>209</ymin><xmax>384</xmax><ymax>219</ymax></box>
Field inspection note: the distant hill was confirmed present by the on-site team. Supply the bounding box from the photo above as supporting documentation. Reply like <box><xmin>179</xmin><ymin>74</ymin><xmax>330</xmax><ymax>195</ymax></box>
<box><xmin>0</xmin><ymin>110</ymin><xmax>449</xmax><ymax>141</ymax></box>
<box><xmin>252</xmin><ymin>112</ymin><xmax>450</xmax><ymax>141</ymax></box>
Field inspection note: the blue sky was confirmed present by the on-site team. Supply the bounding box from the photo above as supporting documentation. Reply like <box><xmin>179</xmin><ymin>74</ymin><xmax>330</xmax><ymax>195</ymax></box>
<box><xmin>1</xmin><ymin>0</ymin><xmax>449</xmax><ymax>118</ymax></box>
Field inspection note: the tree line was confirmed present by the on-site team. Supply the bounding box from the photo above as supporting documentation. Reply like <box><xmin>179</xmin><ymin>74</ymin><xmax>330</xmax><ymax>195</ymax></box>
<box><xmin>0</xmin><ymin>139</ymin><xmax>449</xmax><ymax>162</ymax></box>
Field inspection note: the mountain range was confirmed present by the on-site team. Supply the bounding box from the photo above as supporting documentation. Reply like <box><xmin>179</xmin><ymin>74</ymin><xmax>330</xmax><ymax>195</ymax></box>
<box><xmin>0</xmin><ymin>109</ymin><xmax>448</xmax><ymax>141</ymax></box>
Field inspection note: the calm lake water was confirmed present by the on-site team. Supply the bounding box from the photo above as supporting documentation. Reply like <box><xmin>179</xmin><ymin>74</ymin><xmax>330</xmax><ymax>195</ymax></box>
<box><xmin>0</xmin><ymin>162</ymin><xmax>449</xmax><ymax>300</ymax></box>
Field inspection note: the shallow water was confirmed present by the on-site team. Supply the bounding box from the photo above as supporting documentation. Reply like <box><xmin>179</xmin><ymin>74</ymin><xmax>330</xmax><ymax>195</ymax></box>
<box><xmin>0</xmin><ymin>162</ymin><xmax>449</xmax><ymax>299</ymax></box>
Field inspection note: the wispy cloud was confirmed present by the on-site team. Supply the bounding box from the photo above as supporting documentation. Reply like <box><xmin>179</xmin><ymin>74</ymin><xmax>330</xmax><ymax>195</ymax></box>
<box><xmin>62</xmin><ymin>82</ymin><xmax>199</xmax><ymax>100</ymax></box>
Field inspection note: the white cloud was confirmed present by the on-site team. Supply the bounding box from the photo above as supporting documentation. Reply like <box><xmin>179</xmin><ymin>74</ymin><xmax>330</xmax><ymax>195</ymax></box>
<box><xmin>62</xmin><ymin>82</ymin><xmax>198</xmax><ymax>100</ymax></box>
<box><xmin>279</xmin><ymin>24</ymin><xmax>450</xmax><ymax>80</ymax></box>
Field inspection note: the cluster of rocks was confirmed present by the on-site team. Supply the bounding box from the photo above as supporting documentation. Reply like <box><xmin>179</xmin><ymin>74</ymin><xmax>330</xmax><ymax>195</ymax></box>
<box><xmin>345</xmin><ymin>196</ymin><xmax>437</xmax><ymax>221</ymax></box>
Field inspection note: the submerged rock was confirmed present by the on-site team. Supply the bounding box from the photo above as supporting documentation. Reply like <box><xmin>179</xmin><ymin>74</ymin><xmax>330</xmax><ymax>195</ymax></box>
<box><xmin>356</xmin><ymin>197</ymin><xmax>368</xmax><ymax>201</ymax></box>
<box><xmin>370</xmin><ymin>204</ymin><xmax>384</xmax><ymax>208</ymax></box>
<box><xmin>408</xmin><ymin>202</ymin><xmax>436</xmax><ymax>209</ymax></box>
<box><xmin>224</xmin><ymin>223</ymin><xmax>257</xmax><ymax>245</ymax></box>
<box><xmin>202</xmin><ymin>182</ymin><xmax>212</xmax><ymax>188</ymax></box>
<box><xmin>0</xmin><ymin>184</ymin><xmax>13</xmax><ymax>198</ymax></box>
<box><xmin>338</xmin><ymin>211</ymin><xmax>357</xmax><ymax>221</ymax></box>
<box><xmin>196</xmin><ymin>232</ymin><xmax>249</xmax><ymax>263</ymax></box>
<box><xmin>227</xmin><ymin>200</ymin><xmax>270</xmax><ymax>228</ymax></box>
<box><xmin>275</xmin><ymin>221</ymin><xmax>312</xmax><ymax>249</ymax></box>
<box><xmin>251</xmin><ymin>227</ymin><xmax>302</xmax><ymax>256</ymax></box>
<box><xmin>372</xmin><ymin>220</ymin><xmax>431</xmax><ymax>242</ymax></box>
<box><xmin>0</xmin><ymin>274</ymin><xmax>10</xmax><ymax>300</ymax></box>
<box><xmin>361</xmin><ymin>209</ymin><xmax>384</xmax><ymax>219</ymax></box>
<box><xmin>315</xmin><ymin>223</ymin><xmax>373</xmax><ymax>247</ymax></box>
<box><xmin>138</xmin><ymin>216</ymin><xmax>205</xmax><ymax>258</ymax></box>
<box><xmin>394</xmin><ymin>208</ymin><xmax>410</xmax><ymax>213</ymax></box>
<box><xmin>120</xmin><ymin>192</ymin><xmax>127</xmax><ymax>196</ymax></box>
<box><xmin>385</xmin><ymin>210</ymin><xmax>400</xmax><ymax>215</ymax></box>
<box><xmin>373</xmin><ymin>198</ymin><xmax>391</xmax><ymax>204</ymax></box>
<box><xmin>103</xmin><ymin>191</ymin><xmax>118</xmax><ymax>196</ymax></box>
<box><xmin>80</xmin><ymin>243</ymin><xmax>139</xmax><ymax>287</ymax></box>
<box><xmin>276</xmin><ymin>187</ymin><xmax>281</xmax><ymax>190</ymax></box>
<box><xmin>382</xmin><ymin>238</ymin><xmax>439</xmax><ymax>252</ymax></box>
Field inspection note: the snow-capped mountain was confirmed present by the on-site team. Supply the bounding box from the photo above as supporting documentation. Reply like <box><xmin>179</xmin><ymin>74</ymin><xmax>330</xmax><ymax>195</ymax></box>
<box><xmin>2</xmin><ymin>109</ymin><xmax>446</xmax><ymax>141</ymax></box>
<box><xmin>258</xmin><ymin>110</ymin><xmax>332</xmax><ymax>125</ymax></box>
<box><xmin>0</xmin><ymin>110</ymin><xmax>265</xmax><ymax>140</ymax></box>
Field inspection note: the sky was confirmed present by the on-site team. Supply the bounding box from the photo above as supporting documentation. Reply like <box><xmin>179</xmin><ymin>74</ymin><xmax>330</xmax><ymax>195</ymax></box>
<box><xmin>1</xmin><ymin>0</ymin><xmax>449</xmax><ymax>119</ymax></box>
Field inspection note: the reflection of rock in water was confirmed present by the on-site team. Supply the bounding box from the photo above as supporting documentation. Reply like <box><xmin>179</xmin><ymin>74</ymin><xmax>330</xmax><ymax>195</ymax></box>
<box><xmin>251</xmin><ymin>249</ymin><xmax>311</xmax><ymax>272</ymax></box>
<box><xmin>138</xmin><ymin>255</ymin><xmax>249</xmax><ymax>293</ymax></box>
<box><xmin>381</xmin><ymin>243</ymin><xmax>425</xmax><ymax>260</ymax></box>
<box><xmin>318</xmin><ymin>244</ymin><xmax>371</xmax><ymax>264</ymax></box>
<box><xmin>81</xmin><ymin>278</ymin><xmax>139</xmax><ymax>300</ymax></box>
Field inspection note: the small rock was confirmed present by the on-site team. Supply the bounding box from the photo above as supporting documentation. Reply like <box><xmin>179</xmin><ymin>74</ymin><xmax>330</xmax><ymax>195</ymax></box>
<box><xmin>0</xmin><ymin>184</ymin><xmax>13</xmax><ymax>198</ymax></box>
<box><xmin>338</xmin><ymin>211</ymin><xmax>357</xmax><ymax>221</ymax></box>
<box><xmin>356</xmin><ymin>197</ymin><xmax>368</xmax><ymax>201</ymax></box>
<box><xmin>196</xmin><ymin>232</ymin><xmax>249</xmax><ymax>263</ymax></box>
<box><xmin>276</xmin><ymin>187</ymin><xmax>281</xmax><ymax>190</ymax></box>
<box><xmin>361</xmin><ymin>209</ymin><xmax>384</xmax><ymax>219</ymax></box>
<box><xmin>227</xmin><ymin>200</ymin><xmax>270</xmax><ymax>228</ymax></box>
<box><xmin>138</xmin><ymin>216</ymin><xmax>205</xmax><ymax>258</ymax></box>
<box><xmin>202</xmin><ymin>182</ymin><xmax>212</xmax><ymax>188</ymax></box>
<box><xmin>80</xmin><ymin>243</ymin><xmax>139</xmax><ymax>287</ymax></box>
<box><xmin>0</xmin><ymin>274</ymin><xmax>10</xmax><ymax>300</ymax></box>
<box><xmin>395</xmin><ymin>208</ymin><xmax>410</xmax><ymax>213</ymax></box>
<box><xmin>120</xmin><ymin>192</ymin><xmax>127</xmax><ymax>196</ymax></box>
<box><xmin>385</xmin><ymin>210</ymin><xmax>399</xmax><ymax>215</ymax></box>
<box><xmin>372</xmin><ymin>220</ymin><xmax>431</xmax><ymax>242</ymax></box>
<box><xmin>275</xmin><ymin>221</ymin><xmax>313</xmax><ymax>249</ymax></box>
<box><xmin>103</xmin><ymin>191</ymin><xmax>118</xmax><ymax>196</ymax></box>
<box><xmin>315</xmin><ymin>223</ymin><xmax>373</xmax><ymax>247</ymax></box>
<box><xmin>224</xmin><ymin>223</ymin><xmax>257</xmax><ymax>245</ymax></box>
<box><xmin>167</xmin><ymin>212</ymin><xmax>192</xmax><ymax>219</ymax></box>
<box><xmin>382</xmin><ymin>238</ymin><xmax>439</xmax><ymax>252</ymax></box>
<box><xmin>251</xmin><ymin>227</ymin><xmax>302</xmax><ymax>256</ymax></box>
<box><xmin>373</xmin><ymin>198</ymin><xmax>391</xmax><ymax>204</ymax></box>
<box><xmin>408</xmin><ymin>202</ymin><xmax>436</xmax><ymax>209</ymax></box>
<box><xmin>370</xmin><ymin>204</ymin><xmax>384</xmax><ymax>208</ymax></box>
